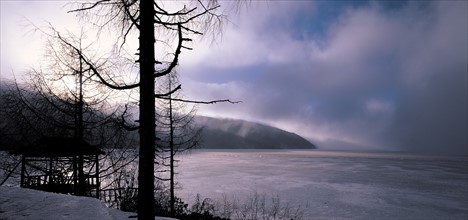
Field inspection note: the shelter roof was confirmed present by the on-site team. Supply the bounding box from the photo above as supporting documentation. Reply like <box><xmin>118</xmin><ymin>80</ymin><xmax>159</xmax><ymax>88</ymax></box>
<box><xmin>20</xmin><ymin>137</ymin><xmax>103</xmax><ymax>157</ymax></box>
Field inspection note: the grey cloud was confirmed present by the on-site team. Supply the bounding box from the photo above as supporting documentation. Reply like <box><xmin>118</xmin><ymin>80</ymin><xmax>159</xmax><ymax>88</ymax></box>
<box><xmin>390</xmin><ymin>71</ymin><xmax>467</xmax><ymax>154</ymax></box>
<box><xmin>182</xmin><ymin>1</ymin><xmax>467</xmax><ymax>154</ymax></box>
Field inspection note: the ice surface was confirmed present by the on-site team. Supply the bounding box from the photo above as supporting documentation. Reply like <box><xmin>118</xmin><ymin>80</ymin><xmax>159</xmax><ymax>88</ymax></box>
<box><xmin>1</xmin><ymin>150</ymin><xmax>466</xmax><ymax>219</ymax></box>
<box><xmin>176</xmin><ymin>150</ymin><xmax>468</xmax><ymax>219</ymax></box>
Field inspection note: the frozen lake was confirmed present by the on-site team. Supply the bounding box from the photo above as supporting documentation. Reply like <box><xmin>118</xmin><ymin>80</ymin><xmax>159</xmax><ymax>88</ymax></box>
<box><xmin>176</xmin><ymin>150</ymin><xmax>468</xmax><ymax>219</ymax></box>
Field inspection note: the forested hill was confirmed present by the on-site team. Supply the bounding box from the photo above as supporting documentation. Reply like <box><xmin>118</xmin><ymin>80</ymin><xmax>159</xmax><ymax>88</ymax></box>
<box><xmin>194</xmin><ymin>116</ymin><xmax>316</xmax><ymax>149</ymax></box>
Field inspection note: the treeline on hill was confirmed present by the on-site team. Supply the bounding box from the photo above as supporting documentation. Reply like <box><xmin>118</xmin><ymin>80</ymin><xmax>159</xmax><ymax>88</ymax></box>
<box><xmin>195</xmin><ymin>116</ymin><xmax>316</xmax><ymax>149</ymax></box>
<box><xmin>0</xmin><ymin>82</ymin><xmax>316</xmax><ymax>152</ymax></box>
<box><xmin>0</xmin><ymin>81</ymin><xmax>136</xmax><ymax>151</ymax></box>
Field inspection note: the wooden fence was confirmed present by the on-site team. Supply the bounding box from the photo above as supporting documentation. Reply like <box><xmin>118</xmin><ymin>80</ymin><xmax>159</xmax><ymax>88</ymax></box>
<box><xmin>100</xmin><ymin>187</ymin><xmax>138</xmax><ymax>209</ymax></box>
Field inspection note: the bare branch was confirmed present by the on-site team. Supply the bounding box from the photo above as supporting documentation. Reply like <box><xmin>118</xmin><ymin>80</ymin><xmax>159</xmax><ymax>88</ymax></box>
<box><xmin>122</xmin><ymin>0</ymin><xmax>140</xmax><ymax>29</ymax></box>
<box><xmin>53</xmin><ymin>32</ymin><xmax>139</xmax><ymax>90</ymax></box>
<box><xmin>181</xmin><ymin>25</ymin><xmax>203</xmax><ymax>35</ymax></box>
<box><xmin>158</xmin><ymin>96</ymin><xmax>241</xmax><ymax>105</ymax></box>
<box><xmin>68</xmin><ymin>0</ymin><xmax>110</xmax><ymax>13</ymax></box>
<box><xmin>153</xmin><ymin>5</ymin><xmax>220</xmax><ymax>26</ymax></box>
<box><xmin>85</xmin><ymin>59</ymin><xmax>139</xmax><ymax>90</ymax></box>
<box><xmin>154</xmin><ymin>24</ymin><xmax>184</xmax><ymax>78</ymax></box>
<box><xmin>117</xmin><ymin>104</ymin><xmax>139</xmax><ymax>131</ymax></box>
<box><xmin>154</xmin><ymin>84</ymin><xmax>181</xmax><ymax>98</ymax></box>
<box><xmin>154</xmin><ymin>3</ymin><xmax>197</xmax><ymax>16</ymax></box>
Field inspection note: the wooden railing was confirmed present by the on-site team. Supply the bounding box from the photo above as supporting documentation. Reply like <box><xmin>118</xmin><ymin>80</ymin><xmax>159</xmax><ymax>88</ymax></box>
<box><xmin>100</xmin><ymin>187</ymin><xmax>138</xmax><ymax>209</ymax></box>
<box><xmin>23</xmin><ymin>175</ymin><xmax>49</xmax><ymax>188</ymax></box>
<box><xmin>22</xmin><ymin>174</ymin><xmax>101</xmax><ymax>198</ymax></box>
<box><xmin>22</xmin><ymin>175</ymin><xmax>74</xmax><ymax>194</ymax></box>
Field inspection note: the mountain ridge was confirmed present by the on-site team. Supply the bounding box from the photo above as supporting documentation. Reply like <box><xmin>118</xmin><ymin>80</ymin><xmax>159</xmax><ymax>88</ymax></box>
<box><xmin>194</xmin><ymin>116</ymin><xmax>316</xmax><ymax>149</ymax></box>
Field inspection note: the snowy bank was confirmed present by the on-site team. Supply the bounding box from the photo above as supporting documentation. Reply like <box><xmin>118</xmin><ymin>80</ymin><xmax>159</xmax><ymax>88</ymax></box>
<box><xmin>0</xmin><ymin>186</ymin><xmax>176</xmax><ymax>220</ymax></box>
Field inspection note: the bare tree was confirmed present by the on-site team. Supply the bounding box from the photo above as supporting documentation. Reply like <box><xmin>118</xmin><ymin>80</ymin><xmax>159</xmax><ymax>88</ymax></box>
<box><xmin>0</xmin><ymin>27</ymin><xmax>139</xmax><ymax>196</ymax></box>
<box><xmin>67</xmin><ymin>1</ymin><xmax>238</xmax><ymax>219</ymax></box>
<box><xmin>155</xmin><ymin>72</ymin><xmax>202</xmax><ymax>216</ymax></box>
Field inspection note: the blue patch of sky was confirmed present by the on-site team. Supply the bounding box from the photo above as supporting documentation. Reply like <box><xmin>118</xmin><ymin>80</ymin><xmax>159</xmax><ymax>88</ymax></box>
<box><xmin>288</xmin><ymin>1</ymin><xmax>410</xmax><ymax>41</ymax></box>
<box><xmin>287</xmin><ymin>1</ymin><xmax>368</xmax><ymax>41</ymax></box>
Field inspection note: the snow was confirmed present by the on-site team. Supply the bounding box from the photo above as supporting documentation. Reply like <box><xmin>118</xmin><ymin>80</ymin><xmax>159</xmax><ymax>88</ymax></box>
<box><xmin>0</xmin><ymin>186</ymin><xmax>176</xmax><ymax>220</ymax></box>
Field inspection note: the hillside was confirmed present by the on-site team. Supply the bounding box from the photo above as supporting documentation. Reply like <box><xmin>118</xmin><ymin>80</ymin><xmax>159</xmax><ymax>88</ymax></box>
<box><xmin>195</xmin><ymin>116</ymin><xmax>316</xmax><ymax>149</ymax></box>
<box><xmin>0</xmin><ymin>82</ymin><xmax>315</xmax><ymax>150</ymax></box>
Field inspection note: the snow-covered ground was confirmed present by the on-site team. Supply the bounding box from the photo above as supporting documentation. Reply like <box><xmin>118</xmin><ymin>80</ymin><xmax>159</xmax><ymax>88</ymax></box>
<box><xmin>0</xmin><ymin>186</ymin><xmax>175</xmax><ymax>220</ymax></box>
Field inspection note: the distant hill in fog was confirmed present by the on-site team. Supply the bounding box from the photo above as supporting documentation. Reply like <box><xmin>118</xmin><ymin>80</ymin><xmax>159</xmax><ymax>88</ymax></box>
<box><xmin>195</xmin><ymin>116</ymin><xmax>316</xmax><ymax>149</ymax></box>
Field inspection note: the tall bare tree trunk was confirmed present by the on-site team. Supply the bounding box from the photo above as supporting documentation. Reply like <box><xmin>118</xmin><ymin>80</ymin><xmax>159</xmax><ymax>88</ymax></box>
<box><xmin>169</xmin><ymin>80</ymin><xmax>175</xmax><ymax>216</ymax></box>
<box><xmin>138</xmin><ymin>0</ymin><xmax>156</xmax><ymax>219</ymax></box>
<box><xmin>77</xmin><ymin>57</ymin><xmax>85</xmax><ymax>196</ymax></box>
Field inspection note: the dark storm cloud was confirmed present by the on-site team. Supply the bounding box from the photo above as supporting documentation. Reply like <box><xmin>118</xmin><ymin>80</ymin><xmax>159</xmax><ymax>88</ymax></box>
<box><xmin>390</xmin><ymin>71</ymin><xmax>467</xmax><ymax>154</ymax></box>
<box><xmin>182</xmin><ymin>1</ymin><xmax>467</xmax><ymax>154</ymax></box>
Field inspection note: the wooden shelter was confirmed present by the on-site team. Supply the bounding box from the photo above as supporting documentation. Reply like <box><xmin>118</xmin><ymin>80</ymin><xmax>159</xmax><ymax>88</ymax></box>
<box><xmin>19</xmin><ymin>137</ymin><xmax>103</xmax><ymax>198</ymax></box>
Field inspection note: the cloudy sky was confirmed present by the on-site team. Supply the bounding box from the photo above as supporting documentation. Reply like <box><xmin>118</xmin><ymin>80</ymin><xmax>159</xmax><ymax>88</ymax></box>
<box><xmin>1</xmin><ymin>1</ymin><xmax>467</xmax><ymax>154</ymax></box>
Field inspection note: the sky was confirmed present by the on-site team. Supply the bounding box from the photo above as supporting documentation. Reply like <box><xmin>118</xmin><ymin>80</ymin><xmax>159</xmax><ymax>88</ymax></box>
<box><xmin>1</xmin><ymin>1</ymin><xmax>467</xmax><ymax>155</ymax></box>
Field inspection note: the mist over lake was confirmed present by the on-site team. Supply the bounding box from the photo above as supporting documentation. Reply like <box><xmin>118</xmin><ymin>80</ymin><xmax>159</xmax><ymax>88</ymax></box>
<box><xmin>175</xmin><ymin>150</ymin><xmax>468</xmax><ymax>219</ymax></box>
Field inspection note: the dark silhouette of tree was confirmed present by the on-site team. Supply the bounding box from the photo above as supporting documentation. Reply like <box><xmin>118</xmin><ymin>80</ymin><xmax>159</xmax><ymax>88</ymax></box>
<box><xmin>155</xmin><ymin>72</ymin><xmax>202</xmax><ymax>216</ymax></box>
<box><xmin>0</xmin><ymin>27</ymin><xmax>138</xmax><ymax>196</ymax></box>
<box><xmin>68</xmin><ymin>1</ymin><xmax>239</xmax><ymax>219</ymax></box>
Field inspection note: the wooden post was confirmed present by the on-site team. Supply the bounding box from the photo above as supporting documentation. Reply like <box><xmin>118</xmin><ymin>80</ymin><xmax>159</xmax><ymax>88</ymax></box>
<box><xmin>20</xmin><ymin>155</ymin><xmax>25</xmax><ymax>187</ymax></box>
<box><xmin>95</xmin><ymin>154</ymin><xmax>100</xmax><ymax>199</ymax></box>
